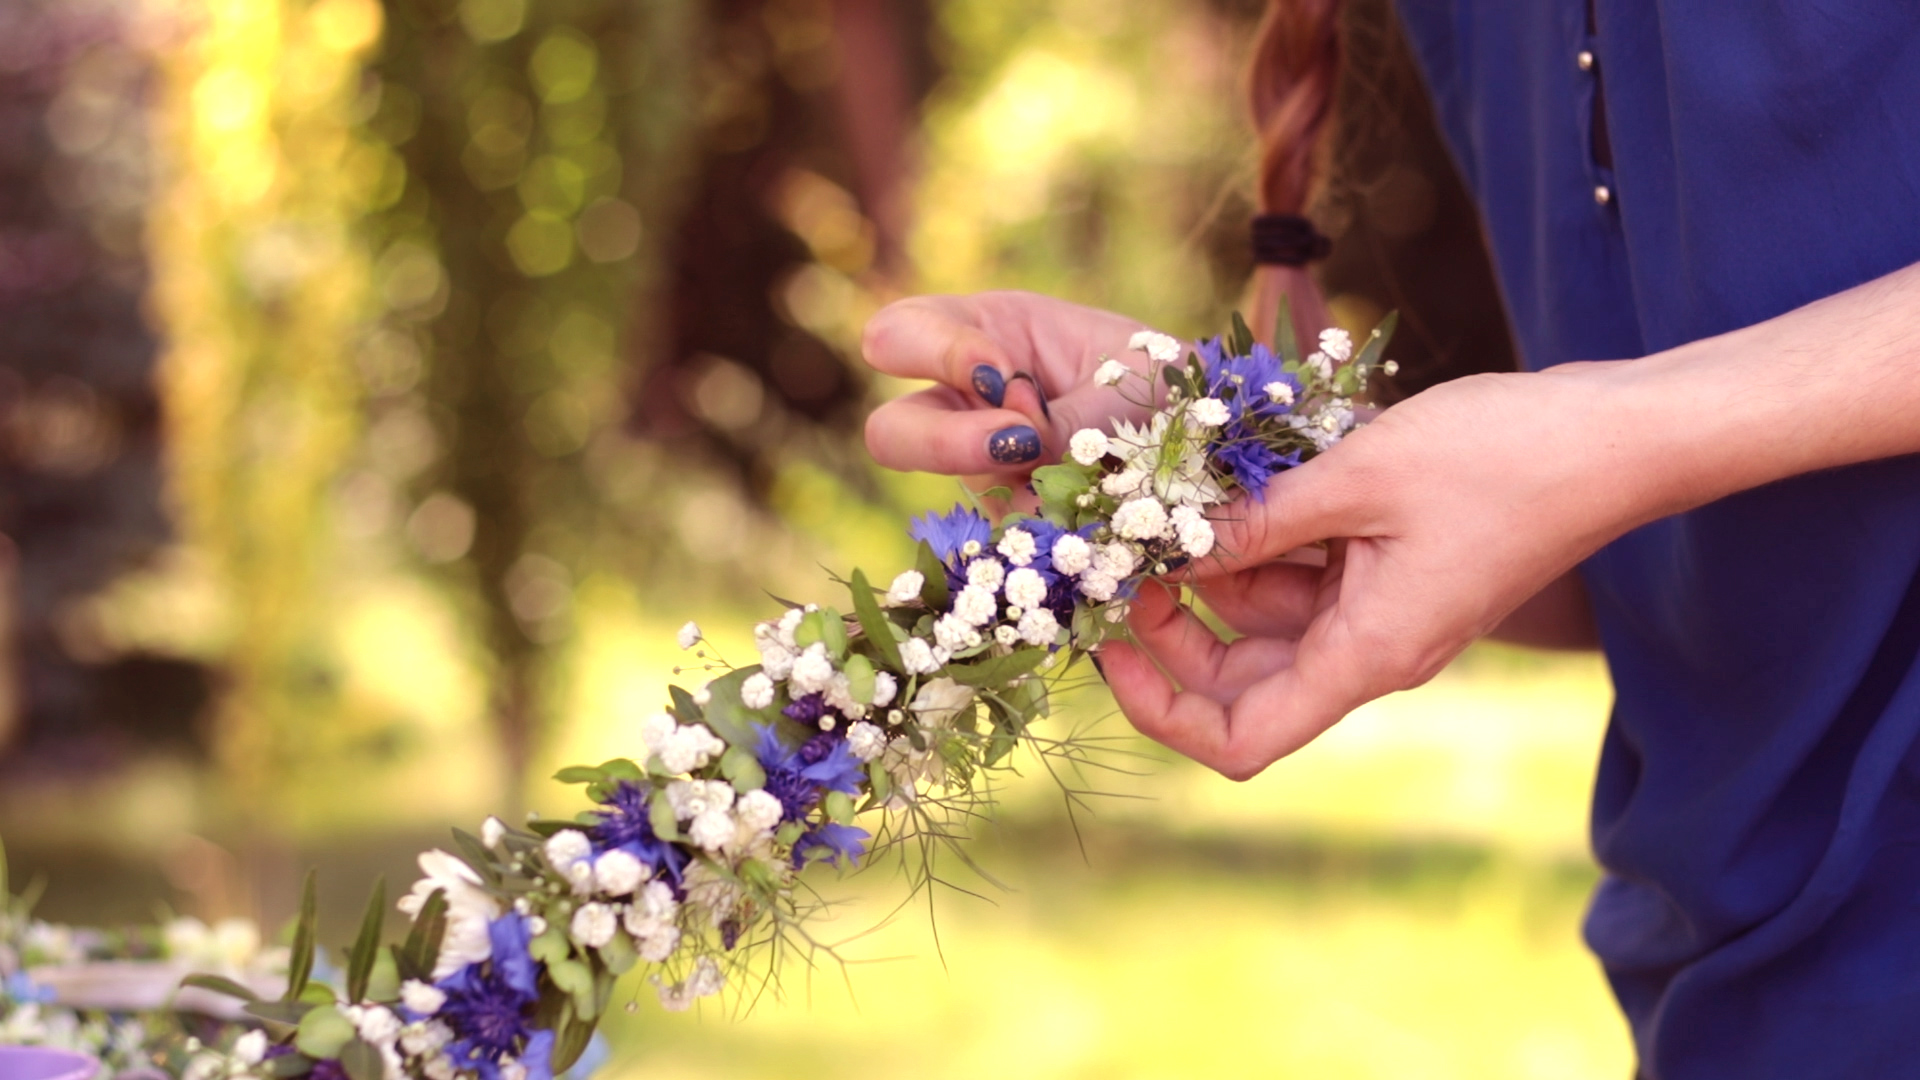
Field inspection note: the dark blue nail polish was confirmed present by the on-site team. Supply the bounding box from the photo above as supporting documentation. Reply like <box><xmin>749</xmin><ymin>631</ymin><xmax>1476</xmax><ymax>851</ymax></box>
<box><xmin>987</xmin><ymin>425</ymin><xmax>1041</xmax><ymax>464</ymax></box>
<box><xmin>971</xmin><ymin>364</ymin><xmax>1006</xmax><ymax>406</ymax></box>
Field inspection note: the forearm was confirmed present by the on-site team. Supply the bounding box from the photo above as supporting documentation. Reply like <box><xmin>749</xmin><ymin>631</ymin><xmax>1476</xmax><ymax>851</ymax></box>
<box><xmin>1595</xmin><ymin>260</ymin><xmax>1920</xmax><ymax>522</ymax></box>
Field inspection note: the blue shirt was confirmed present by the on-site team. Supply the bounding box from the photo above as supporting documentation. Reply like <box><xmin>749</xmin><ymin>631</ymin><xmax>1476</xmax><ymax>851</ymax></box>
<box><xmin>1392</xmin><ymin>3</ymin><xmax>1920</xmax><ymax>1076</ymax></box>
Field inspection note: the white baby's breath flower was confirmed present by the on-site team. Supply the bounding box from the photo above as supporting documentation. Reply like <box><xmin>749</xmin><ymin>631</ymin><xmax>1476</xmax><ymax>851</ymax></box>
<box><xmin>933</xmin><ymin>612</ymin><xmax>982</xmax><ymax>652</ymax></box>
<box><xmin>688</xmin><ymin>808</ymin><xmax>735</xmax><ymax>852</ymax></box>
<box><xmin>544</xmin><ymin>830</ymin><xmax>592</xmax><ymax>873</ymax></box>
<box><xmin>1306</xmin><ymin>351</ymin><xmax>1334</xmax><ymax>381</ymax></box>
<box><xmin>1128</xmin><ymin>330</ymin><xmax>1182</xmax><ymax>363</ymax></box>
<box><xmin>757</xmin><ymin>641</ymin><xmax>795</xmax><ymax>681</ymax></box>
<box><xmin>1382</xmin><ymin>359</ymin><xmax>1400</xmax><ymax>376</ymax></box>
<box><xmin>994</xmin><ymin>624</ymin><xmax>1019</xmax><ymax>646</ymax></box>
<box><xmin>872</xmin><ymin>671</ymin><xmax>898</xmax><ymax>708</ymax></box>
<box><xmin>1068</xmin><ymin>428</ymin><xmax>1110</xmax><ymax>465</ymax></box>
<box><xmin>1051</xmin><ymin>533</ymin><xmax>1092</xmax><ymax>576</ymax></box>
<box><xmin>961</xmin><ymin>539</ymin><xmax>982</xmax><ymax>558</ymax></box>
<box><xmin>636</xmin><ymin>926</ymin><xmax>680</xmax><ymax>964</ymax></box>
<box><xmin>666</xmin><ymin>778</ymin><xmax>734</xmax><ymax>820</ymax></box>
<box><xmin>1174</xmin><ymin>511</ymin><xmax>1215</xmax><ymax>559</ymax></box>
<box><xmin>1004</xmin><ymin>567</ymin><xmax>1048</xmax><ymax>610</ymax></box>
<box><xmin>659</xmin><ymin>724</ymin><xmax>725</xmax><ymax>774</ymax></box>
<box><xmin>909</xmin><ymin>677</ymin><xmax>976</xmax><ymax>729</ymax></box>
<box><xmin>734</xmin><ymin>789</ymin><xmax>784</xmax><ymax>834</ymax></box>
<box><xmin>640</xmin><ymin>712</ymin><xmax>677</xmax><ymax>756</ymax></box>
<box><xmin>233</xmin><ymin>1031</ymin><xmax>269</xmax><ymax>1066</ymax></box>
<box><xmin>656</xmin><ymin>957</ymin><xmax>725</xmax><ymax>1012</ymax></box>
<box><xmin>480</xmin><ymin>816</ymin><xmax>506</xmax><ymax>850</ymax></box>
<box><xmin>886</xmin><ymin>570</ymin><xmax>924</xmax><ymax>605</ymax></box>
<box><xmin>846</xmin><ymin>720</ymin><xmax>887</xmax><ymax>762</ymax></box>
<box><xmin>1318</xmin><ymin>327</ymin><xmax>1354</xmax><ymax>363</ymax></box>
<box><xmin>900</xmin><ymin>636</ymin><xmax>940</xmax><ymax>675</ymax></box>
<box><xmin>594</xmin><ymin>849</ymin><xmax>646</xmax><ymax>897</ymax></box>
<box><xmin>823</xmin><ymin>672</ymin><xmax>862</xmax><ymax>717</ymax></box>
<box><xmin>776</xmin><ymin>607</ymin><xmax>804</xmax><ymax>649</ymax></box>
<box><xmin>569</xmin><ymin>903</ymin><xmax>617</xmax><ymax>949</ymax></box>
<box><xmin>1078</xmin><ymin>570</ymin><xmax>1119</xmax><ymax>603</ymax></box>
<box><xmin>1187</xmin><ymin>398</ymin><xmax>1230</xmax><ymax>427</ymax></box>
<box><xmin>1093</xmin><ymin>542</ymin><xmax>1138</xmax><ymax>578</ymax></box>
<box><xmin>401</xmin><ymin>980</ymin><xmax>447</xmax><ymax>1017</ymax></box>
<box><xmin>1263</xmin><ymin>381</ymin><xmax>1296</xmax><ymax>406</ymax></box>
<box><xmin>1101</xmin><ymin>468</ymin><xmax>1149</xmax><ymax>500</ymax></box>
<box><xmin>1017</xmin><ymin>607</ymin><xmax>1060</xmax><ymax>648</ymax></box>
<box><xmin>789</xmin><ymin>643</ymin><xmax>835</xmax><ymax>695</ymax></box>
<box><xmin>676</xmin><ymin>621</ymin><xmax>701</xmax><ymax>650</ymax></box>
<box><xmin>1094</xmin><ymin>358</ymin><xmax>1130</xmax><ymax>387</ymax></box>
<box><xmin>740</xmin><ymin>672</ymin><xmax>775</xmax><ymax>710</ymax></box>
<box><xmin>997</xmin><ymin>528</ymin><xmax>1038</xmax><ymax>567</ymax></box>
<box><xmin>953</xmin><ymin>584</ymin><xmax>998</xmax><ymax>627</ymax></box>
<box><xmin>692</xmin><ymin>684</ymin><xmax>711</xmax><ymax>706</ymax></box>
<box><xmin>1112</xmin><ymin>497</ymin><xmax>1171</xmax><ymax>541</ymax></box>
<box><xmin>966</xmin><ymin>557</ymin><xmax>1005</xmax><ymax>592</ymax></box>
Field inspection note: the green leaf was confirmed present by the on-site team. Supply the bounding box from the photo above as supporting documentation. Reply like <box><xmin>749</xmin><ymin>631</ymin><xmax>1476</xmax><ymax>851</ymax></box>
<box><xmin>775</xmin><ymin>820</ymin><xmax>805</xmax><ymax>845</ymax></box>
<box><xmin>599</xmin><ymin>928</ymin><xmax>637</xmax><ymax>976</ymax></box>
<box><xmin>649</xmin><ymin>789</ymin><xmax>682</xmax><ymax>842</ymax></box>
<box><xmin>284</xmin><ymin>869</ymin><xmax>318</xmax><ymax>1002</ymax></box>
<box><xmin>553</xmin><ymin>765</ymin><xmax>605</xmax><ymax>785</ymax></box>
<box><xmin>1162</xmin><ymin>364</ymin><xmax>1189</xmax><ymax>398</ymax></box>
<box><xmin>450</xmin><ymin>829</ymin><xmax>499</xmax><ymax>885</ymax></box>
<box><xmin>345</xmin><ymin>877</ymin><xmax>386</xmax><ymax>1004</ymax></box>
<box><xmin>339</xmin><ymin>1038</ymin><xmax>384</xmax><ymax>1080</ymax></box>
<box><xmin>865</xmin><ymin>761</ymin><xmax>894</xmax><ymax>809</ymax></box>
<box><xmin>547</xmin><ymin>957</ymin><xmax>596</xmax><ymax>1017</ymax></box>
<box><xmin>719</xmin><ymin>745</ymin><xmax>766</xmax><ymax>792</ymax></box>
<box><xmin>693</xmin><ymin>666</ymin><xmax>763</xmax><ymax>747</ymax></box>
<box><xmin>823</xmin><ymin>791</ymin><xmax>855</xmax><ymax>825</ymax></box>
<box><xmin>600</xmin><ymin>757</ymin><xmax>644</xmax><ymax>783</ymax></box>
<box><xmin>914</xmin><ymin>540</ymin><xmax>950</xmax><ymax>611</ymax></box>
<box><xmin>1031</xmin><ymin>462</ymin><xmax>1094</xmax><ymax>527</ymax></box>
<box><xmin>848</xmin><ymin>568</ymin><xmax>904</xmax><ymax>671</ymax></box>
<box><xmin>365</xmin><ymin>945</ymin><xmax>399</xmax><ymax>1004</ymax></box>
<box><xmin>294</xmin><ymin>1004</ymin><xmax>355</xmax><ymax>1059</ymax></box>
<box><xmin>529</xmin><ymin>922</ymin><xmax>571</xmax><ymax>967</ymax></box>
<box><xmin>1274</xmin><ymin>295</ymin><xmax>1301</xmax><ymax>367</ymax></box>
<box><xmin>180</xmin><ymin>973</ymin><xmax>262</xmax><ymax>1001</ymax></box>
<box><xmin>267</xmin><ymin>1053</ymin><xmax>316</xmax><ymax>1079</ymax></box>
<box><xmin>244</xmin><ymin>999</ymin><xmax>315</xmax><ymax>1025</ymax></box>
<box><xmin>1352</xmin><ymin>310</ymin><xmax>1399</xmax><ymax>372</ymax></box>
<box><xmin>399</xmin><ymin>888</ymin><xmax>448</xmax><ymax>984</ymax></box>
<box><xmin>667</xmin><ymin>684</ymin><xmax>704</xmax><ymax>724</ymax></box>
<box><xmin>843</xmin><ymin>653</ymin><xmax>876</xmax><ymax>704</ymax></box>
<box><xmin>550</xmin><ymin>1007</ymin><xmax>598</xmax><ymax>1074</ymax></box>
<box><xmin>943</xmin><ymin>647</ymin><xmax>1047</xmax><ymax>688</ymax></box>
<box><xmin>1229</xmin><ymin>310</ymin><xmax>1256</xmax><ymax>357</ymax></box>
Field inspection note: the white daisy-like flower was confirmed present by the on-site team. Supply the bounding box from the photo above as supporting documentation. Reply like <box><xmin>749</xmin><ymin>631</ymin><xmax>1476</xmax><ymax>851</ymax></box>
<box><xmin>1113</xmin><ymin>497</ymin><xmax>1171</xmax><ymax>541</ymax></box>
<box><xmin>934</xmin><ymin>612</ymin><xmax>982</xmax><ymax>652</ymax></box>
<box><xmin>740</xmin><ymin>672</ymin><xmax>775</xmax><ymax>710</ymax></box>
<box><xmin>845</xmin><ymin>720</ymin><xmax>887</xmax><ymax>762</ymax></box>
<box><xmin>1319</xmin><ymin>327</ymin><xmax>1354</xmax><ymax>363</ymax></box>
<box><xmin>401</xmin><ymin>980</ymin><xmax>447</xmax><ymax>1018</ymax></box>
<box><xmin>1078</xmin><ymin>570</ymin><xmax>1119</xmax><ymax>602</ymax></box>
<box><xmin>953</xmin><ymin>584</ymin><xmax>998</xmax><ymax>627</ymax></box>
<box><xmin>1128</xmin><ymin>330</ymin><xmax>1182</xmax><ymax>363</ymax></box>
<box><xmin>676</xmin><ymin>621</ymin><xmax>701</xmax><ymax>650</ymax></box>
<box><xmin>872</xmin><ymin>670</ymin><xmax>898</xmax><ymax>708</ymax></box>
<box><xmin>569</xmin><ymin>902</ymin><xmax>617</xmax><ymax>949</ymax></box>
<box><xmin>886</xmin><ymin>570</ymin><xmax>924</xmax><ymax>605</ymax></box>
<box><xmin>594</xmin><ymin>849</ymin><xmax>646</xmax><ymax>897</ymax></box>
<box><xmin>997</xmin><ymin>528</ymin><xmax>1038</xmax><ymax>567</ymax></box>
<box><xmin>1004</xmin><ymin>567</ymin><xmax>1048</xmax><ymax>610</ymax></box>
<box><xmin>734</xmin><ymin>789</ymin><xmax>783</xmax><ymax>834</ymax></box>
<box><xmin>994</xmin><ymin>624</ymin><xmax>1019</xmax><ymax>646</ymax></box>
<box><xmin>1017</xmin><ymin>607</ymin><xmax>1060</xmax><ymax>648</ymax></box>
<box><xmin>480</xmin><ymin>816</ymin><xmax>506</xmax><ymax>850</ymax></box>
<box><xmin>1094</xmin><ymin>358</ymin><xmax>1131</xmax><ymax>386</ymax></box>
<box><xmin>1187</xmin><ymin>398</ymin><xmax>1230</xmax><ymax>427</ymax></box>
<box><xmin>966</xmin><ymin>557</ymin><xmax>1005</xmax><ymax>592</ymax></box>
<box><xmin>900</xmin><ymin>636</ymin><xmax>940</xmax><ymax>675</ymax></box>
<box><xmin>1068</xmin><ymin>428</ymin><xmax>1110</xmax><ymax>466</ymax></box>
<box><xmin>398</xmin><ymin>851</ymin><xmax>500</xmax><ymax>979</ymax></box>
<box><xmin>789</xmin><ymin>643</ymin><xmax>835</xmax><ymax>695</ymax></box>
<box><xmin>1093</xmin><ymin>542</ymin><xmax>1138</xmax><ymax>578</ymax></box>
<box><xmin>1051</xmin><ymin>533</ymin><xmax>1092</xmax><ymax>576</ymax></box>
<box><xmin>1263</xmin><ymin>381</ymin><xmax>1296</xmax><ymax>406</ymax></box>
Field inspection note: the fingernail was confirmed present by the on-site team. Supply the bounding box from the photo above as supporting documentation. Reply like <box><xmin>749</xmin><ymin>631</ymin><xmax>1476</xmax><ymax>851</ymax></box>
<box><xmin>987</xmin><ymin>425</ymin><xmax>1041</xmax><ymax>464</ymax></box>
<box><xmin>970</xmin><ymin>364</ymin><xmax>1006</xmax><ymax>406</ymax></box>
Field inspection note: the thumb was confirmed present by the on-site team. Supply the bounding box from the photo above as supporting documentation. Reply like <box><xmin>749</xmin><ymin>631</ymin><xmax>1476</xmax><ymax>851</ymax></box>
<box><xmin>1201</xmin><ymin>450</ymin><xmax>1379</xmax><ymax>575</ymax></box>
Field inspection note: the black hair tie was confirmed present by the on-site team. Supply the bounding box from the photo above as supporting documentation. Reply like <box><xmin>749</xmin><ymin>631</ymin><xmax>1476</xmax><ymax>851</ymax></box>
<box><xmin>1251</xmin><ymin>213</ymin><xmax>1332</xmax><ymax>267</ymax></box>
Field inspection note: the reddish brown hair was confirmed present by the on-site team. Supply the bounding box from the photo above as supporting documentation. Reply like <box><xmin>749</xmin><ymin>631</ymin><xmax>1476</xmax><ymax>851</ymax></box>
<box><xmin>1244</xmin><ymin>0</ymin><xmax>1342</xmax><ymax>343</ymax></box>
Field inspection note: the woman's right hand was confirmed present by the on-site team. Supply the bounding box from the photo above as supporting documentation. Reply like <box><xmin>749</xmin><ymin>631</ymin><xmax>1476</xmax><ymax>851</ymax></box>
<box><xmin>860</xmin><ymin>291</ymin><xmax>1159</xmax><ymax>487</ymax></box>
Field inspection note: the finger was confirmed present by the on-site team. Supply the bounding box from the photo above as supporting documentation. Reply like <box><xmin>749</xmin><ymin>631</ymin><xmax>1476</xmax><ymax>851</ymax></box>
<box><xmin>864</xmin><ymin>387</ymin><xmax>1048</xmax><ymax>475</ymax></box>
<box><xmin>1098</xmin><ymin>639</ymin><xmax>1241</xmax><ymax>770</ymax></box>
<box><xmin>1200</xmin><ymin>454</ymin><xmax>1381</xmax><ymax>574</ymax></box>
<box><xmin>1189</xmin><ymin>561</ymin><xmax>1326</xmax><ymax>639</ymax></box>
<box><xmin>1205</xmin><ymin>609</ymin><xmax>1383</xmax><ymax>776</ymax></box>
<box><xmin>1123</xmin><ymin>583</ymin><xmax>1298</xmax><ymax>704</ymax></box>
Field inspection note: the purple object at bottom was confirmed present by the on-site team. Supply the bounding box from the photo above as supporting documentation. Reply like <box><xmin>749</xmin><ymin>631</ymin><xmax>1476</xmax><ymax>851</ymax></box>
<box><xmin>0</xmin><ymin>1047</ymin><xmax>99</xmax><ymax>1080</ymax></box>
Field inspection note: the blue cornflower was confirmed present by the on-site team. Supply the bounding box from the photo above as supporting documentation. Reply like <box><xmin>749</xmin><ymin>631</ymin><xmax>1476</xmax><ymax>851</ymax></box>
<box><xmin>1198</xmin><ymin>336</ymin><xmax>1301</xmax><ymax>422</ymax></box>
<box><xmin>755</xmin><ymin>726</ymin><xmax>864</xmax><ymax>821</ymax></box>
<box><xmin>436</xmin><ymin>917</ymin><xmax>554</xmax><ymax>1080</ymax></box>
<box><xmin>589</xmin><ymin>780</ymin><xmax>688</xmax><ymax>885</ymax></box>
<box><xmin>1211</xmin><ymin>435</ymin><xmax>1300</xmax><ymax>501</ymax></box>
<box><xmin>795</xmin><ymin>822</ymin><xmax>868</xmax><ymax>867</ymax></box>
<box><xmin>908</xmin><ymin>505</ymin><xmax>992</xmax><ymax>570</ymax></box>
<box><xmin>4</xmin><ymin>971</ymin><xmax>53</xmax><ymax>1004</ymax></box>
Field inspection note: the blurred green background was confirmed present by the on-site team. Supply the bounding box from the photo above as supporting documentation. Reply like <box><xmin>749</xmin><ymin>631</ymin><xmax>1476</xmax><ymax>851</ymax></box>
<box><xmin>0</xmin><ymin>0</ymin><xmax>1626</xmax><ymax>1074</ymax></box>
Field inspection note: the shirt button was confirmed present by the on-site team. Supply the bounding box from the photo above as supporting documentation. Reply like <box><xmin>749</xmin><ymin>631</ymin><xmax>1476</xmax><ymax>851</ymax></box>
<box><xmin>1594</xmin><ymin>184</ymin><xmax>1613</xmax><ymax>206</ymax></box>
<box><xmin>1577</xmin><ymin>50</ymin><xmax>1595</xmax><ymax>71</ymax></box>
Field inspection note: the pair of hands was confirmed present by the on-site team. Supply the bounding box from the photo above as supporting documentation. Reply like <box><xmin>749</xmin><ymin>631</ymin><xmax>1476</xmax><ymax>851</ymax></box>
<box><xmin>862</xmin><ymin>291</ymin><xmax>1623</xmax><ymax>780</ymax></box>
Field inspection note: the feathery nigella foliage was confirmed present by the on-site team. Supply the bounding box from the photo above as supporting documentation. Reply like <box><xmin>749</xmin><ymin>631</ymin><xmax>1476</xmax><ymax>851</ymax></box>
<box><xmin>157</xmin><ymin>309</ymin><xmax>1396</xmax><ymax>1080</ymax></box>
